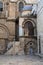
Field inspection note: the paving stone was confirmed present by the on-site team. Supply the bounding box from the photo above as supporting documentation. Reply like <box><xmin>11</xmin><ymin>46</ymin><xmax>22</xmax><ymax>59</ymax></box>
<box><xmin>0</xmin><ymin>55</ymin><xmax>43</xmax><ymax>65</ymax></box>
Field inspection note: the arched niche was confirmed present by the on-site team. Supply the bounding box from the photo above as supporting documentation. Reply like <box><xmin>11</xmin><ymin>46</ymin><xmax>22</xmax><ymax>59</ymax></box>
<box><xmin>19</xmin><ymin>2</ymin><xmax>24</xmax><ymax>12</ymax></box>
<box><xmin>17</xmin><ymin>0</ymin><xmax>25</xmax><ymax>12</ymax></box>
<box><xmin>22</xmin><ymin>19</ymin><xmax>36</xmax><ymax>36</ymax></box>
<box><xmin>0</xmin><ymin>24</ymin><xmax>9</xmax><ymax>38</ymax></box>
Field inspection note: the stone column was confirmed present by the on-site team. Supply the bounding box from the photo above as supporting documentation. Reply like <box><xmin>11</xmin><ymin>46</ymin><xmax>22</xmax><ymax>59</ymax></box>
<box><xmin>19</xmin><ymin>26</ymin><xmax>24</xmax><ymax>55</ymax></box>
<box><xmin>37</xmin><ymin>36</ymin><xmax>39</xmax><ymax>54</ymax></box>
<box><xmin>19</xmin><ymin>26</ymin><xmax>24</xmax><ymax>36</ymax></box>
<box><xmin>19</xmin><ymin>37</ymin><xmax>25</xmax><ymax>55</ymax></box>
<box><xmin>40</xmin><ymin>36</ymin><xmax>43</xmax><ymax>54</ymax></box>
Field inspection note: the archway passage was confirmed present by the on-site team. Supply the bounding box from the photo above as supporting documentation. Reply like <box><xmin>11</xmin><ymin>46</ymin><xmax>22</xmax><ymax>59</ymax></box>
<box><xmin>24</xmin><ymin>21</ymin><xmax>34</xmax><ymax>36</ymax></box>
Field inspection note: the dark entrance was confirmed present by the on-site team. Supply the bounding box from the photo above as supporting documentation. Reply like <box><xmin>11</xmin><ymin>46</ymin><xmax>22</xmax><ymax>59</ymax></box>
<box><xmin>15</xmin><ymin>18</ymin><xmax>19</xmax><ymax>41</ymax></box>
<box><xmin>24</xmin><ymin>21</ymin><xmax>34</xmax><ymax>36</ymax></box>
<box><xmin>29</xmin><ymin>47</ymin><xmax>33</xmax><ymax>55</ymax></box>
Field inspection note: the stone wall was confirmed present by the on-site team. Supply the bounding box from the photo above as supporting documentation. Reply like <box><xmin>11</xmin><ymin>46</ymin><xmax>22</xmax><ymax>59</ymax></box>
<box><xmin>0</xmin><ymin>19</ymin><xmax>15</xmax><ymax>40</ymax></box>
<box><xmin>19</xmin><ymin>17</ymin><xmax>37</xmax><ymax>37</ymax></box>
<box><xmin>37</xmin><ymin>0</ymin><xmax>43</xmax><ymax>54</ymax></box>
<box><xmin>19</xmin><ymin>36</ymin><xmax>37</xmax><ymax>55</ymax></box>
<box><xmin>0</xmin><ymin>39</ymin><xmax>6</xmax><ymax>54</ymax></box>
<box><xmin>8</xmin><ymin>2</ymin><xmax>17</xmax><ymax>19</ymax></box>
<box><xmin>5</xmin><ymin>41</ymin><xmax>24</xmax><ymax>55</ymax></box>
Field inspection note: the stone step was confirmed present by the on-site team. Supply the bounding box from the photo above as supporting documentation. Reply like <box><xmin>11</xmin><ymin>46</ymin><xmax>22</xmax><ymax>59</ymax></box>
<box><xmin>5</xmin><ymin>41</ymin><xmax>24</xmax><ymax>55</ymax></box>
<box><xmin>5</xmin><ymin>47</ymin><xmax>14</xmax><ymax>55</ymax></box>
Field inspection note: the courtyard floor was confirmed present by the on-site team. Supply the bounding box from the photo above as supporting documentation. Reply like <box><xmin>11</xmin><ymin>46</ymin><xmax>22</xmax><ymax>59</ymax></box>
<box><xmin>0</xmin><ymin>55</ymin><xmax>43</xmax><ymax>65</ymax></box>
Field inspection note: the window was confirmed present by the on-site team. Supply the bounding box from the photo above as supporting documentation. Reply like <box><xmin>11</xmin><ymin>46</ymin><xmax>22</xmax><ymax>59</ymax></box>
<box><xmin>0</xmin><ymin>2</ymin><xmax>3</xmax><ymax>11</ymax></box>
<box><xmin>19</xmin><ymin>2</ymin><xmax>24</xmax><ymax>12</ymax></box>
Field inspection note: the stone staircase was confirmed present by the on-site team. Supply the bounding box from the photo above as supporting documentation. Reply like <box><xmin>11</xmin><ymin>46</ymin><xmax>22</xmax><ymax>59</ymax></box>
<box><xmin>5</xmin><ymin>41</ymin><xmax>24</xmax><ymax>55</ymax></box>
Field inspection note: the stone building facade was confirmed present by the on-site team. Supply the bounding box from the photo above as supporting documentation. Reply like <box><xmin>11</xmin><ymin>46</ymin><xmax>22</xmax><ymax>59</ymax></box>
<box><xmin>0</xmin><ymin>0</ymin><xmax>38</xmax><ymax>55</ymax></box>
<box><xmin>37</xmin><ymin>0</ymin><xmax>43</xmax><ymax>54</ymax></box>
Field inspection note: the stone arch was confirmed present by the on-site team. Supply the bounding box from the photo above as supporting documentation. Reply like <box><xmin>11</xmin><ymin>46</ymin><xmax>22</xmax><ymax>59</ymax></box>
<box><xmin>25</xmin><ymin>41</ymin><xmax>36</xmax><ymax>48</ymax></box>
<box><xmin>0</xmin><ymin>23</ymin><xmax>10</xmax><ymax>38</ymax></box>
<box><xmin>17</xmin><ymin>0</ymin><xmax>25</xmax><ymax>12</ymax></box>
<box><xmin>24</xmin><ymin>41</ymin><xmax>37</xmax><ymax>55</ymax></box>
<box><xmin>22</xmin><ymin>19</ymin><xmax>36</xmax><ymax>36</ymax></box>
<box><xmin>17</xmin><ymin>0</ymin><xmax>26</xmax><ymax>5</ymax></box>
<box><xmin>22</xmin><ymin>19</ymin><xmax>36</xmax><ymax>28</ymax></box>
<box><xmin>19</xmin><ymin>2</ymin><xmax>24</xmax><ymax>12</ymax></box>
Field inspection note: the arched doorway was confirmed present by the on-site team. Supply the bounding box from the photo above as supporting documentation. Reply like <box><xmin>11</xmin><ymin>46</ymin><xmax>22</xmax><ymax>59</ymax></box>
<box><xmin>24</xmin><ymin>21</ymin><xmax>34</xmax><ymax>36</ymax></box>
<box><xmin>22</xmin><ymin>20</ymin><xmax>37</xmax><ymax>55</ymax></box>
<box><xmin>24</xmin><ymin>41</ymin><xmax>37</xmax><ymax>55</ymax></box>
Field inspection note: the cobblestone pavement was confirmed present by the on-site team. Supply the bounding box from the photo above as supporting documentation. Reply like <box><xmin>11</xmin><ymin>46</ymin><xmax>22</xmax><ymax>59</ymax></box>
<box><xmin>0</xmin><ymin>55</ymin><xmax>43</xmax><ymax>65</ymax></box>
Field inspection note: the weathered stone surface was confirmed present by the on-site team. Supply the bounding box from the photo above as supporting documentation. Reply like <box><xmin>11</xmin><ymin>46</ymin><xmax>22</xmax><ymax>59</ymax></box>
<box><xmin>0</xmin><ymin>0</ymin><xmax>37</xmax><ymax>55</ymax></box>
<box><xmin>0</xmin><ymin>39</ymin><xmax>6</xmax><ymax>54</ymax></box>
<box><xmin>37</xmin><ymin>0</ymin><xmax>43</xmax><ymax>54</ymax></box>
<box><xmin>5</xmin><ymin>41</ymin><xmax>24</xmax><ymax>55</ymax></box>
<box><xmin>0</xmin><ymin>55</ymin><xmax>43</xmax><ymax>65</ymax></box>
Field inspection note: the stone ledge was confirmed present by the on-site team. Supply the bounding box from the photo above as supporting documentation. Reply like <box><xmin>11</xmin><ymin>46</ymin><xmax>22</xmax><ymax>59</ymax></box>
<box><xmin>35</xmin><ymin>53</ymin><xmax>43</xmax><ymax>58</ymax></box>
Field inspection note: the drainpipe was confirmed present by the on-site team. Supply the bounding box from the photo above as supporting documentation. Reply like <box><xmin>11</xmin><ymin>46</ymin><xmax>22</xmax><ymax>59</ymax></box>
<box><xmin>39</xmin><ymin>36</ymin><xmax>41</xmax><ymax>54</ymax></box>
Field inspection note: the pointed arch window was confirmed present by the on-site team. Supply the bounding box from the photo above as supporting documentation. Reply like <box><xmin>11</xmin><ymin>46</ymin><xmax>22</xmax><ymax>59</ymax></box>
<box><xmin>0</xmin><ymin>2</ymin><xmax>3</xmax><ymax>11</ymax></box>
<box><xmin>19</xmin><ymin>2</ymin><xmax>24</xmax><ymax>12</ymax></box>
